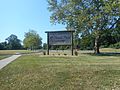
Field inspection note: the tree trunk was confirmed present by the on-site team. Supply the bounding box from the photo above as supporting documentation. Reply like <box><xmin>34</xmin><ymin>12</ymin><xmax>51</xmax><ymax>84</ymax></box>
<box><xmin>94</xmin><ymin>36</ymin><xmax>100</xmax><ymax>54</ymax></box>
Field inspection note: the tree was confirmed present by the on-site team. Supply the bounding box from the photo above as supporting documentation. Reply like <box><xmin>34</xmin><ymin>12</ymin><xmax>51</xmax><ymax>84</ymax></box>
<box><xmin>48</xmin><ymin>0</ymin><xmax>120</xmax><ymax>54</ymax></box>
<box><xmin>80</xmin><ymin>33</ymin><xmax>95</xmax><ymax>50</ymax></box>
<box><xmin>43</xmin><ymin>43</ymin><xmax>47</xmax><ymax>50</ymax></box>
<box><xmin>23</xmin><ymin>30</ymin><xmax>42</xmax><ymax>50</ymax></box>
<box><xmin>0</xmin><ymin>43</ymin><xmax>4</xmax><ymax>50</ymax></box>
<box><xmin>112</xmin><ymin>19</ymin><xmax>120</xmax><ymax>43</ymax></box>
<box><xmin>0</xmin><ymin>42</ymin><xmax>8</xmax><ymax>50</ymax></box>
<box><xmin>6</xmin><ymin>34</ymin><xmax>22</xmax><ymax>50</ymax></box>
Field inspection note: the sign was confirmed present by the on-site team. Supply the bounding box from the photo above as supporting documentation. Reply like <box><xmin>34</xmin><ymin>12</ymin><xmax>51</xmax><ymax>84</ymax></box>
<box><xmin>45</xmin><ymin>30</ymin><xmax>75</xmax><ymax>55</ymax></box>
<box><xmin>49</xmin><ymin>32</ymin><xmax>72</xmax><ymax>45</ymax></box>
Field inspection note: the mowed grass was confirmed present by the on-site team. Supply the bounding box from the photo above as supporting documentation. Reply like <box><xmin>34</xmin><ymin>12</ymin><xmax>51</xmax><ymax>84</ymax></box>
<box><xmin>0</xmin><ymin>50</ymin><xmax>36</xmax><ymax>55</ymax></box>
<box><xmin>0</xmin><ymin>55</ymin><xmax>10</xmax><ymax>60</ymax></box>
<box><xmin>0</xmin><ymin>53</ymin><xmax>120</xmax><ymax>90</ymax></box>
<box><xmin>0</xmin><ymin>50</ymin><xmax>34</xmax><ymax>60</ymax></box>
<box><xmin>100</xmin><ymin>48</ymin><xmax>120</xmax><ymax>53</ymax></box>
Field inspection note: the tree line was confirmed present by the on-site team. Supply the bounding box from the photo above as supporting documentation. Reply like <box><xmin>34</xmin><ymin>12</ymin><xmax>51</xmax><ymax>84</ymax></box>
<box><xmin>0</xmin><ymin>30</ymin><xmax>42</xmax><ymax>50</ymax></box>
<box><xmin>0</xmin><ymin>27</ymin><xmax>120</xmax><ymax>50</ymax></box>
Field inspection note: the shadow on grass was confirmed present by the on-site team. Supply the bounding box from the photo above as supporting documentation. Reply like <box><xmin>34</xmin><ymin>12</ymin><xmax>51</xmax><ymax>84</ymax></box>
<box><xmin>83</xmin><ymin>52</ymin><xmax>120</xmax><ymax>57</ymax></box>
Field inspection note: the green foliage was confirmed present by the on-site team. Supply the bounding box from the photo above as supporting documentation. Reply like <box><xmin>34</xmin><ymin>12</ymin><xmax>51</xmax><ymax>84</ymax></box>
<box><xmin>109</xmin><ymin>42</ymin><xmax>120</xmax><ymax>49</ymax></box>
<box><xmin>111</xmin><ymin>21</ymin><xmax>120</xmax><ymax>43</ymax></box>
<box><xmin>81</xmin><ymin>34</ymin><xmax>94</xmax><ymax>50</ymax></box>
<box><xmin>48</xmin><ymin>0</ymin><xmax>120</xmax><ymax>53</ymax></box>
<box><xmin>73</xmin><ymin>32</ymin><xmax>94</xmax><ymax>50</ymax></box>
<box><xmin>0</xmin><ymin>42</ymin><xmax>6</xmax><ymax>50</ymax></box>
<box><xmin>0</xmin><ymin>34</ymin><xmax>23</xmax><ymax>50</ymax></box>
<box><xmin>43</xmin><ymin>43</ymin><xmax>47</xmax><ymax>50</ymax></box>
<box><xmin>23</xmin><ymin>30</ymin><xmax>42</xmax><ymax>50</ymax></box>
<box><xmin>5</xmin><ymin>34</ymin><xmax>22</xmax><ymax>50</ymax></box>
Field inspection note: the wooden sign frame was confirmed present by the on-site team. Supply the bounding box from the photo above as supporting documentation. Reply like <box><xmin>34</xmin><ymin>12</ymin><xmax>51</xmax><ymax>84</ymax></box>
<box><xmin>45</xmin><ymin>30</ymin><xmax>75</xmax><ymax>55</ymax></box>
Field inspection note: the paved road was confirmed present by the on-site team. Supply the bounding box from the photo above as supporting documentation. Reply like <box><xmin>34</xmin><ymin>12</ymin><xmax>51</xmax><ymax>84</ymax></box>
<box><xmin>0</xmin><ymin>55</ymin><xmax>21</xmax><ymax>69</ymax></box>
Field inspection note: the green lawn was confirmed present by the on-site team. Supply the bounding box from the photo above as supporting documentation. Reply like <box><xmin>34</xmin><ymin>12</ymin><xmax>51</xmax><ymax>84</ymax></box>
<box><xmin>0</xmin><ymin>50</ymin><xmax>38</xmax><ymax>55</ymax></box>
<box><xmin>0</xmin><ymin>48</ymin><xmax>119</xmax><ymax>55</ymax></box>
<box><xmin>0</xmin><ymin>55</ymin><xmax>10</xmax><ymax>60</ymax></box>
<box><xmin>0</xmin><ymin>50</ymin><xmax>35</xmax><ymax>60</ymax></box>
<box><xmin>100</xmin><ymin>48</ymin><xmax>120</xmax><ymax>53</ymax></box>
<box><xmin>0</xmin><ymin>53</ymin><xmax>120</xmax><ymax>90</ymax></box>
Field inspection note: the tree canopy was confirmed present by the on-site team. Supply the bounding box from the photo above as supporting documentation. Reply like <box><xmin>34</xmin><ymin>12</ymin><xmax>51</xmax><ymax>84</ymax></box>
<box><xmin>48</xmin><ymin>0</ymin><xmax>120</xmax><ymax>53</ymax></box>
<box><xmin>23</xmin><ymin>30</ymin><xmax>42</xmax><ymax>50</ymax></box>
<box><xmin>5</xmin><ymin>34</ymin><xmax>22</xmax><ymax>50</ymax></box>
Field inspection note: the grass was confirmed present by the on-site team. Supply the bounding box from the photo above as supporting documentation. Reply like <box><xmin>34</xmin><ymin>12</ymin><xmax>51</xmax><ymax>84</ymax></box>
<box><xmin>0</xmin><ymin>55</ymin><xmax>10</xmax><ymax>60</ymax></box>
<box><xmin>0</xmin><ymin>50</ymin><xmax>38</xmax><ymax>55</ymax></box>
<box><xmin>0</xmin><ymin>48</ymin><xmax>119</xmax><ymax>55</ymax></box>
<box><xmin>100</xmin><ymin>48</ymin><xmax>120</xmax><ymax>53</ymax></box>
<box><xmin>0</xmin><ymin>52</ymin><xmax>120</xmax><ymax>90</ymax></box>
<box><xmin>0</xmin><ymin>50</ymin><xmax>35</xmax><ymax>60</ymax></box>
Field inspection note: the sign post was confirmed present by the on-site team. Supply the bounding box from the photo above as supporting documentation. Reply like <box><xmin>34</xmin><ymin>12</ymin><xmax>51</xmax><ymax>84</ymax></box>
<box><xmin>47</xmin><ymin>32</ymin><xmax>49</xmax><ymax>55</ymax></box>
<box><xmin>45</xmin><ymin>30</ymin><xmax>75</xmax><ymax>55</ymax></box>
<box><xmin>71</xmin><ymin>32</ymin><xmax>73</xmax><ymax>55</ymax></box>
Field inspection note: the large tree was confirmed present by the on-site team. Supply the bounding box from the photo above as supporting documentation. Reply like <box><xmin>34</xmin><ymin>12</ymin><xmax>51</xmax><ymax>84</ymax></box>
<box><xmin>6</xmin><ymin>34</ymin><xmax>22</xmax><ymax>50</ymax></box>
<box><xmin>0</xmin><ymin>42</ymin><xmax>8</xmax><ymax>50</ymax></box>
<box><xmin>48</xmin><ymin>0</ymin><xmax>120</xmax><ymax>54</ymax></box>
<box><xmin>23</xmin><ymin>30</ymin><xmax>42</xmax><ymax>50</ymax></box>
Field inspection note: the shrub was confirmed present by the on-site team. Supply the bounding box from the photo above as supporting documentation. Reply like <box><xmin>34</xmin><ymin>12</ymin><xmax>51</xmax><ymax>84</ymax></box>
<box><xmin>74</xmin><ymin>50</ymin><xmax>78</xmax><ymax>56</ymax></box>
<box><xmin>43</xmin><ymin>51</ymin><xmax>46</xmax><ymax>55</ymax></box>
<box><xmin>64</xmin><ymin>53</ymin><xmax>67</xmax><ymax>56</ymax></box>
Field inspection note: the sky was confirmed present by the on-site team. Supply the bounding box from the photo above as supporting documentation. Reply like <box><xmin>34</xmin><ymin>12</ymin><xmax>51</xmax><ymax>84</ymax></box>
<box><xmin>0</xmin><ymin>0</ymin><xmax>66</xmax><ymax>43</ymax></box>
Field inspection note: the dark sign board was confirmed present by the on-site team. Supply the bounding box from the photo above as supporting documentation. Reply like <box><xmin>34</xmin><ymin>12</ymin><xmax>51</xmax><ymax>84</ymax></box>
<box><xmin>49</xmin><ymin>32</ymin><xmax>72</xmax><ymax>45</ymax></box>
<box><xmin>45</xmin><ymin>30</ymin><xmax>75</xmax><ymax>55</ymax></box>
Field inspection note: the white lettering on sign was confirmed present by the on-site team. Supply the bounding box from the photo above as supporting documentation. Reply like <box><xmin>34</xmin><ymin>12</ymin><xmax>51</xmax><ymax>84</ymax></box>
<box><xmin>49</xmin><ymin>32</ymin><xmax>72</xmax><ymax>45</ymax></box>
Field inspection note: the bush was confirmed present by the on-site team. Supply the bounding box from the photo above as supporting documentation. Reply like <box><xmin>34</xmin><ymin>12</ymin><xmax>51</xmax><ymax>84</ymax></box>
<box><xmin>43</xmin><ymin>51</ymin><xmax>46</xmax><ymax>55</ymax></box>
<box><xmin>64</xmin><ymin>53</ymin><xmax>67</xmax><ymax>56</ymax></box>
<box><xmin>74</xmin><ymin>50</ymin><xmax>78</xmax><ymax>56</ymax></box>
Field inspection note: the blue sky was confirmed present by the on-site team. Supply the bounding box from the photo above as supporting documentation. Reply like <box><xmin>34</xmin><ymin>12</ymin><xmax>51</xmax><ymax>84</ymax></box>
<box><xmin>0</xmin><ymin>0</ymin><xmax>66</xmax><ymax>43</ymax></box>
